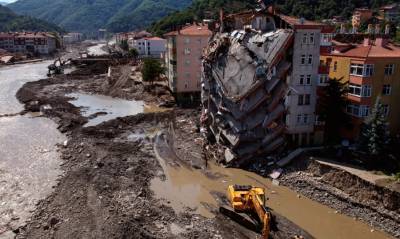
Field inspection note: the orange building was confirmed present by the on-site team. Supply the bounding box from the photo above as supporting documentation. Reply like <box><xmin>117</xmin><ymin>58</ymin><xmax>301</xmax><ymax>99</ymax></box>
<box><xmin>321</xmin><ymin>37</ymin><xmax>400</xmax><ymax>140</ymax></box>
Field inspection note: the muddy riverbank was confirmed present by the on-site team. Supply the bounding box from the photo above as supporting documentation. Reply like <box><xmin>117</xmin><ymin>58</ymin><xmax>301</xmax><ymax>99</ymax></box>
<box><xmin>10</xmin><ymin>60</ymin><xmax>396</xmax><ymax>239</ymax></box>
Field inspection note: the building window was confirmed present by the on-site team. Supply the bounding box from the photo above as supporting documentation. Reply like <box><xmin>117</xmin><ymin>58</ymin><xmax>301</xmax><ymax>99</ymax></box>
<box><xmin>184</xmin><ymin>37</ymin><xmax>190</xmax><ymax>44</ymax></box>
<box><xmin>296</xmin><ymin>114</ymin><xmax>309</xmax><ymax>125</ymax></box>
<box><xmin>306</xmin><ymin>75</ymin><xmax>311</xmax><ymax>85</ymax></box>
<box><xmin>305</xmin><ymin>94</ymin><xmax>311</xmax><ymax>105</ymax></box>
<box><xmin>382</xmin><ymin>104</ymin><xmax>390</xmax><ymax>116</ymax></box>
<box><xmin>384</xmin><ymin>64</ymin><xmax>395</xmax><ymax>75</ymax></box>
<box><xmin>299</xmin><ymin>75</ymin><xmax>305</xmax><ymax>85</ymax></box>
<box><xmin>362</xmin><ymin>85</ymin><xmax>372</xmax><ymax>97</ymax></box>
<box><xmin>382</xmin><ymin>85</ymin><xmax>392</xmax><ymax>95</ymax></box>
<box><xmin>350</xmin><ymin>63</ymin><xmax>364</xmax><ymax>76</ymax></box>
<box><xmin>347</xmin><ymin>104</ymin><xmax>360</xmax><ymax>117</ymax></box>
<box><xmin>319</xmin><ymin>74</ymin><xmax>329</xmax><ymax>85</ymax></box>
<box><xmin>298</xmin><ymin>95</ymin><xmax>304</xmax><ymax>105</ymax></box>
<box><xmin>309</xmin><ymin>33</ymin><xmax>314</xmax><ymax>44</ymax></box>
<box><xmin>360</xmin><ymin>105</ymin><xmax>370</xmax><ymax>117</ymax></box>
<box><xmin>184</xmin><ymin>48</ymin><xmax>191</xmax><ymax>55</ymax></box>
<box><xmin>185</xmin><ymin>60</ymin><xmax>191</xmax><ymax>66</ymax></box>
<box><xmin>333</xmin><ymin>61</ymin><xmax>337</xmax><ymax>72</ymax></box>
<box><xmin>349</xmin><ymin>84</ymin><xmax>362</xmax><ymax>96</ymax></box>
<box><xmin>301</xmin><ymin>55</ymin><xmax>306</xmax><ymax>65</ymax></box>
<box><xmin>302</xmin><ymin>34</ymin><xmax>308</xmax><ymax>44</ymax></box>
<box><xmin>308</xmin><ymin>55</ymin><xmax>313</xmax><ymax>65</ymax></box>
<box><xmin>365</xmin><ymin>64</ymin><xmax>374</xmax><ymax>76</ymax></box>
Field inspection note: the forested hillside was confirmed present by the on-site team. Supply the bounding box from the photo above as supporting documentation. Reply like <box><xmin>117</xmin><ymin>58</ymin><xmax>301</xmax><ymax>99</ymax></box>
<box><xmin>149</xmin><ymin>0</ymin><xmax>397</xmax><ymax>35</ymax></box>
<box><xmin>0</xmin><ymin>5</ymin><xmax>63</xmax><ymax>32</ymax></box>
<box><xmin>9</xmin><ymin>0</ymin><xmax>192</xmax><ymax>33</ymax></box>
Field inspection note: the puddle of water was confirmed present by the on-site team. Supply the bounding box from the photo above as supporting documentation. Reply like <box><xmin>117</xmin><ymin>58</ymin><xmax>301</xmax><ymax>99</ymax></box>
<box><xmin>68</xmin><ymin>93</ymin><xmax>164</xmax><ymax>127</ymax></box>
<box><xmin>150</xmin><ymin>132</ymin><xmax>392</xmax><ymax>239</ymax></box>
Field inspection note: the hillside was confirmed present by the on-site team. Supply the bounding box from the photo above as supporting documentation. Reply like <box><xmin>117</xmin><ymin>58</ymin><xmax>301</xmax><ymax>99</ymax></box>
<box><xmin>149</xmin><ymin>0</ymin><xmax>397</xmax><ymax>36</ymax></box>
<box><xmin>9</xmin><ymin>0</ymin><xmax>192</xmax><ymax>33</ymax></box>
<box><xmin>0</xmin><ymin>5</ymin><xmax>63</xmax><ymax>32</ymax></box>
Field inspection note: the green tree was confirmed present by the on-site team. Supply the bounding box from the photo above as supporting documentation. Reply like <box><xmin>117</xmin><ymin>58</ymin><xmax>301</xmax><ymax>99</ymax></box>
<box><xmin>318</xmin><ymin>78</ymin><xmax>350</xmax><ymax>144</ymax></box>
<box><xmin>119</xmin><ymin>39</ymin><xmax>129</xmax><ymax>51</ymax></box>
<box><xmin>128</xmin><ymin>48</ymin><xmax>139</xmax><ymax>59</ymax></box>
<box><xmin>359</xmin><ymin>97</ymin><xmax>390</xmax><ymax>155</ymax></box>
<box><xmin>141</xmin><ymin>58</ymin><xmax>165</xmax><ymax>86</ymax></box>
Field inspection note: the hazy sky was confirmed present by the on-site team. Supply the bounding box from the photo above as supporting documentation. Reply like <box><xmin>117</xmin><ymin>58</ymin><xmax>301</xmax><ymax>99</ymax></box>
<box><xmin>2</xmin><ymin>0</ymin><xmax>17</xmax><ymax>3</ymax></box>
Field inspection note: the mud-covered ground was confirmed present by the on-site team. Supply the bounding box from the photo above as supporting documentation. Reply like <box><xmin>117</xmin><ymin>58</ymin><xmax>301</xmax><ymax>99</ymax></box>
<box><xmin>279</xmin><ymin>157</ymin><xmax>400</xmax><ymax>238</ymax></box>
<box><xmin>13</xmin><ymin>63</ymin><xmax>311</xmax><ymax>239</ymax></box>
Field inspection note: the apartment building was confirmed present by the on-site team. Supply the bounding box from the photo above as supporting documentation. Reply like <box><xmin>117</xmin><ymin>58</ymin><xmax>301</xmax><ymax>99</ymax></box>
<box><xmin>63</xmin><ymin>32</ymin><xmax>83</xmax><ymax>44</ymax></box>
<box><xmin>0</xmin><ymin>32</ymin><xmax>57</xmax><ymax>55</ymax></box>
<box><xmin>352</xmin><ymin>8</ymin><xmax>373</xmax><ymax>29</ymax></box>
<box><xmin>321</xmin><ymin>37</ymin><xmax>400</xmax><ymax>139</ymax></box>
<box><xmin>128</xmin><ymin>37</ymin><xmax>166</xmax><ymax>57</ymax></box>
<box><xmin>279</xmin><ymin>15</ymin><xmax>324</xmax><ymax>146</ymax></box>
<box><xmin>164</xmin><ymin>23</ymin><xmax>212</xmax><ymax>103</ymax></box>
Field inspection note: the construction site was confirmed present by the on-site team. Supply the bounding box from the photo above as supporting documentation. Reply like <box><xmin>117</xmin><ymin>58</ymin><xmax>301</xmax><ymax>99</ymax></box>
<box><xmin>1</xmin><ymin>5</ymin><xmax>400</xmax><ymax>239</ymax></box>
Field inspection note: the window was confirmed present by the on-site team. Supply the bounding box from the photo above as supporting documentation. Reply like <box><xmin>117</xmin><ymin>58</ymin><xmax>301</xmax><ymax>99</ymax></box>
<box><xmin>360</xmin><ymin>105</ymin><xmax>370</xmax><ymax>117</ymax></box>
<box><xmin>319</xmin><ymin>74</ymin><xmax>329</xmax><ymax>85</ymax></box>
<box><xmin>350</xmin><ymin>63</ymin><xmax>364</xmax><ymax>76</ymax></box>
<box><xmin>333</xmin><ymin>61</ymin><xmax>337</xmax><ymax>72</ymax></box>
<box><xmin>302</xmin><ymin>33</ymin><xmax>308</xmax><ymax>44</ymax></box>
<box><xmin>347</xmin><ymin>104</ymin><xmax>360</xmax><ymax>117</ymax></box>
<box><xmin>384</xmin><ymin>64</ymin><xmax>394</xmax><ymax>75</ymax></box>
<box><xmin>296</xmin><ymin>114</ymin><xmax>310</xmax><ymax>125</ymax></box>
<box><xmin>365</xmin><ymin>64</ymin><xmax>374</xmax><ymax>76</ymax></box>
<box><xmin>309</xmin><ymin>33</ymin><xmax>314</xmax><ymax>44</ymax></box>
<box><xmin>185</xmin><ymin>59</ymin><xmax>191</xmax><ymax>66</ymax></box>
<box><xmin>299</xmin><ymin>75</ymin><xmax>305</xmax><ymax>85</ymax></box>
<box><xmin>184</xmin><ymin>37</ymin><xmax>190</xmax><ymax>44</ymax></box>
<box><xmin>298</xmin><ymin>95</ymin><xmax>304</xmax><ymax>105</ymax></box>
<box><xmin>305</xmin><ymin>94</ymin><xmax>311</xmax><ymax>105</ymax></box>
<box><xmin>296</xmin><ymin>114</ymin><xmax>302</xmax><ymax>124</ymax></box>
<box><xmin>382</xmin><ymin>85</ymin><xmax>391</xmax><ymax>95</ymax></box>
<box><xmin>184</xmin><ymin>48</ymin><xmax>191</xmax><ymax>55</ymax></box>
<box><xmin>349</xmin><ymin>84</ymin><xmax>362</xmax><ymax>96</ymax></box>
<box><xmin>303</xmin><ymin>114</ymin><xmax>309</xmax><ymax>124</ymax></box>
<box><xmin>382</xmin><ymin>104</ymin><xmax>390</xmax><ymax>116</ymax></box>
<box><xmin>362</xmin><ymin>85</ymin><xmax>372</xmax><ymax>97</ymax></box>
<box><xmin>301</xmin><ymin>55</ymin><xmax>306</xmax><ymax>65</ymax></box>
<box><xmin>306</xmin><ymin>75</ymin><xmax>311</xmax><ymax>85</ymax></box>
<box><xmin>308</xmin><ymin>54</ymin><xmax>313</xmax><ymax>65</ymax></box>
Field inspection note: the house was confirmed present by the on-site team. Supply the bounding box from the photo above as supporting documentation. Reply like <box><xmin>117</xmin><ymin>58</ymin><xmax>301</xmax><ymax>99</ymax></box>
<box><xmin>164</xmin><ymin>23</ymin><xmax>212</xmax><ymax>103</ymax></box>
<box><xmin>352</xmin><ymin>8</ymin><xmax>373</xmax><ymax>29</ymax></box>
<box><xmin>0</xmin><ymin>32</ymin><xmax>58</xmax><ymax>55</ymax></box>
<box><xmin>128</xmin><ymin>36</ymin><xmax>166</xmax><ymax>58</ymax></box>
<box><xmin>320</xmin><ymin>36</ymin><xmax>400</xmax><ymax>140</ymax></box>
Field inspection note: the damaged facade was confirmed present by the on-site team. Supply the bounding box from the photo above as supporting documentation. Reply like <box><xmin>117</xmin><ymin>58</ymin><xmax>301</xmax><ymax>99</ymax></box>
<box><xmin>202</xmin><ymin>9</ymin><xmax>323</xmax><ymax>166</ymax></box>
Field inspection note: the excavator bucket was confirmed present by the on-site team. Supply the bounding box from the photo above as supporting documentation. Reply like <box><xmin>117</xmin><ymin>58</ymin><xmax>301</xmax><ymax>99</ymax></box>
<box><xmin>219</xmin><ymin>205</ymin><xmax>259</xmax><ymax>232</ymax></box>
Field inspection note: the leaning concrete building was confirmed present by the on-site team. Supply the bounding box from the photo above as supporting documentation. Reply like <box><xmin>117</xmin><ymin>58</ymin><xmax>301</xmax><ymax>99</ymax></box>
<box><xmin>201</xmin><ymin>8</ymin><xmax>323</xmax><ymax>166</ymax></box>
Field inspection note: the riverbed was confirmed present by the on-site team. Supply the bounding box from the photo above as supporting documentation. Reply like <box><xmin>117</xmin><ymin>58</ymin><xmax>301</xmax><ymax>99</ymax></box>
<box><xmin>0</xmin><ymin>61</ymin><xmax>66</xmax><ymax>237</ymax></box>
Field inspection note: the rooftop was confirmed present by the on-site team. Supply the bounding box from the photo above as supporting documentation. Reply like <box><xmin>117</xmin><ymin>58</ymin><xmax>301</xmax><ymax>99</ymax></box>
<box><xmin>279</xmin><ymin>14</ymin><xmax>325</xmax><ymax>29</ymax></box>
<box><xmin>164</xmin><ymin>23</ymin><xmax>212</xmax><ymax>37</ymax></box>
<box><xmin>328</xmin><ymin>39</ymin><xmax>400</xmax><ymax>58</ymax></box>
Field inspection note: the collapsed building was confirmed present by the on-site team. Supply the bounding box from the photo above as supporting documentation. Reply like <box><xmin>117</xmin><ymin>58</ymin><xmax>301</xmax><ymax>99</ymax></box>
<box><xmin>202</xmin><ymin>8</ymin><xmax>323</xmax><ymax>166</ymax></box>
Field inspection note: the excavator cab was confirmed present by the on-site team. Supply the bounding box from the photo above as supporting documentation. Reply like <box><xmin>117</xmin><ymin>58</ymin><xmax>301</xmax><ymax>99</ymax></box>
<box><xmin>221</xmin><ymin>185</ymin><xmax>272</xmax><ymax>238</ymax></box>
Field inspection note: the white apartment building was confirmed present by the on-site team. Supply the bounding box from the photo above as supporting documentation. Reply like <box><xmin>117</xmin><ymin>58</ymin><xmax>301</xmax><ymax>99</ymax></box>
<box><xmin>128</xmin><ymin>37</ymin><xmax>166</xmax><ymax>58</ymax></box>
<box><xmin>280</xmin><ymin>16</ymin><xmax>323</xmax><ymax>146</ymax></box>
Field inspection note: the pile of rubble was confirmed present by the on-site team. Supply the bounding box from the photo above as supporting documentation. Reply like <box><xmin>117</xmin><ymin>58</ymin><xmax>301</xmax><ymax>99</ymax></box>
<box><xmin>202</xmin><ymin>10</ymin><xmax>294</xmax><ymax>166</ymax></box>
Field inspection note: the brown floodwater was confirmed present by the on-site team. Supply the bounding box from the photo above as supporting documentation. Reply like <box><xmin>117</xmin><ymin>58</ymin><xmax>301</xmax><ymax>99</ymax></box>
<box><xmin>151</xmin><ymin>132</ymin><xmax>392</xmax><ymax>239</ymax></box>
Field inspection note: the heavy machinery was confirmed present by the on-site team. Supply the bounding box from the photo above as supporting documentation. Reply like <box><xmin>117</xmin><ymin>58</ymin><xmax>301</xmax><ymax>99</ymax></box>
<box><xmin>220</xmin><ymin>185</ymin><xmax>272</xmax><ymax>238</ymax></box>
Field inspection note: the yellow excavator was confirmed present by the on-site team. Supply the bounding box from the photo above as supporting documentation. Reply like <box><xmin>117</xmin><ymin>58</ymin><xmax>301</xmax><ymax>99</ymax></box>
<box><xmin>220</xmin><ymin>185</ymin><xmax>272</xmax><ymax>239</ymax></box>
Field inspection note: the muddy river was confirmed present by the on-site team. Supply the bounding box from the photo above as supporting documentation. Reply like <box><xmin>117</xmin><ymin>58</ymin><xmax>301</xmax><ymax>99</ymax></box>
<box><xmin>151</xmin><ymin>131</ymin><xmax>393</xmax><ymax>239</ymax></box>
<box><xmin>0</xmin><ymin>62</ymin><xmax>66</xmax><ymax>237</ymax></box>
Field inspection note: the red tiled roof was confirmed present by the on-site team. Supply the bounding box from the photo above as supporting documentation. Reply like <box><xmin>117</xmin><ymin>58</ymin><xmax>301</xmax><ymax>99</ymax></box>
<box><xmin>329</xmin><ymin>41</ymin><xmax>400</xmax><ymax>58</ymax></box>
<box><xmin>164</xmin><ymin>23</ymin><xmax>212</xmax><ymax>37</ymax></box>
<box><xmin>279</xmin><ymin>15</ymin><xmax>325</xmax><ymax>28</ymax></box>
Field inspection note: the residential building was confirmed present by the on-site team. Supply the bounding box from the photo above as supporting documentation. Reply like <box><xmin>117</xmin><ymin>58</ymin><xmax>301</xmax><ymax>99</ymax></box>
<box><xmin>380</xmin><ymin>3</ymin><xmax>400</xmax><ymax>22</ymax></box>
<box><xmin>0</xmin><ymin>32</ymin><xmax>58</xmax><ymax>55</ymax></box>
<box><xmin>115</xmin><ymin>31</ymin><xmax>152</xmax><ymax>44</ymax></box>
<box><xmin>164</xmin><ymin>23</ymin><xmax>212</xmax><ymax>103</ymax></box>
<box><xmin>63</xmin><ymin>32</ymin><xmax>83</xmax><ymax>44</ymax></box>
<box><xmin>320</xmin><ymin>37</ymin><xmax>400</xmax><ymax>139</ymax></box>
<box><xmin>279</xmin><ymin>15</ymin><xmax>325</xmax><ymax>146</ymax></box>
<box><xmin>128</xmin><ymin>36</ymin><xmax>166</xmax><ymax>58</ymax></box>
<box><xmin>352</xmin><ymin>8</ymin><xmax>373</xmax><ymax>29</ymax></box>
